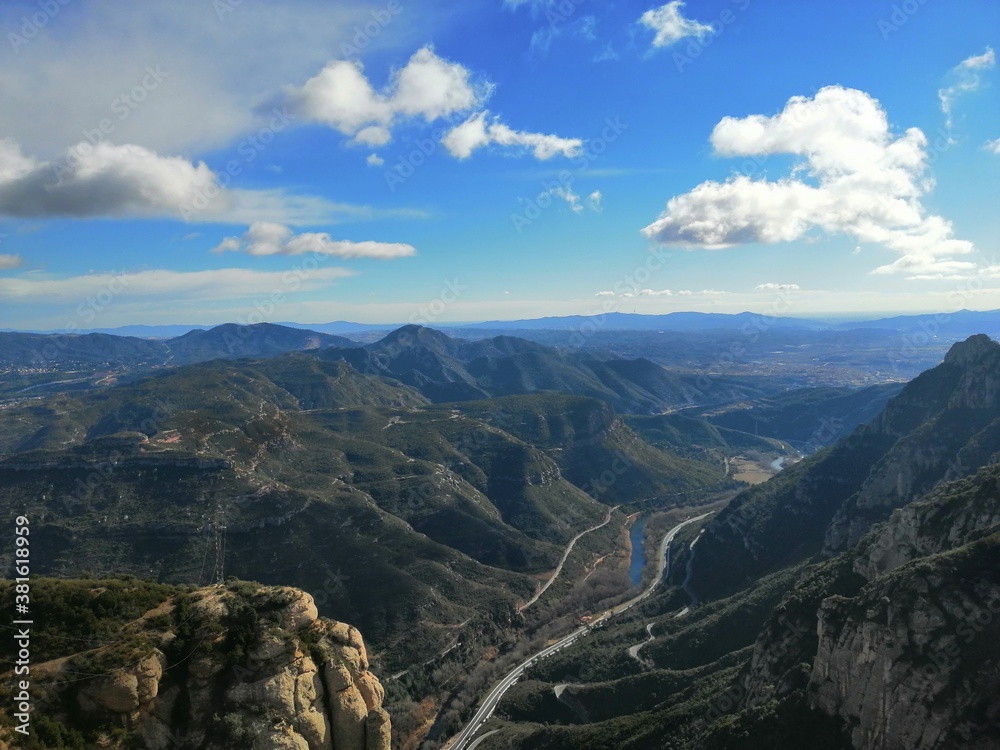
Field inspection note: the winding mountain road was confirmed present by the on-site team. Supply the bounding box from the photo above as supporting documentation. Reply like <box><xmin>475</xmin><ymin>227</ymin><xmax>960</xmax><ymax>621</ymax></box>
<box><xmin>447</xmin><ymin>512</ymin><xmax>712</xmax><ymax>750</ymax></box>
<box><xmin>518</xmin><ymin>505</ymin><xmax>619</xmax><ymax>612</ymax></box>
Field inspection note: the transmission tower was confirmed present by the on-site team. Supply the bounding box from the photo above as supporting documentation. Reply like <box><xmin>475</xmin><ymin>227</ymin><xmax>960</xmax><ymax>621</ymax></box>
<box><xmin>212</xmin><ymin>505</ymin><xmax>227</xmax><ymax>584</ymax></box>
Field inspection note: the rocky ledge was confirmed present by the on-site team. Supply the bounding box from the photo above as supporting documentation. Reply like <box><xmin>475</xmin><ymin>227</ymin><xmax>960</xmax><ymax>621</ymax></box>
<box><xmin>30</xmin><ymin>581</ymin><xmax>391</xmax><ymax>750</ymax></box>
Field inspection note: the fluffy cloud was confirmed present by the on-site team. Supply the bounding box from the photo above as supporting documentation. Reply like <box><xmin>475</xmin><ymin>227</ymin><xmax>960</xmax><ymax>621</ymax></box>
<box><xmin>0</xmin><ymin>266</ymin><xmax>354</xmax><ymax>303</ymax></box>
<box><xmin>0</xmin><ymin>253</ymin><xmax>24</xmax><ymax>269</ymax></box>
<box><xmin>278</xmin><ymin>47</ymin><xmax>490</xmax><ymax>146</ymax></box>
<box><xmin>213</xmin><ymin>221</ymin><xmax>416</xmax><ymax>259</ymax></box>
<box><xmin>984</xmin><ymin>137</ymin><xmax>1000</xmax><ymax>155</ymax></box>
<box><xmin>0</xmin><ymin>138</ymin><xmax>216</xmax><ymax>218</ymax></box>
<box><xmin>587</xmin><ymin>190</ymin><xmax>603</xmax><ymax>212</ymax></box>
<box><xmin>939</xmin><ymin>47</ymin><xmax>995</xmax><ymax>132</ymax></box>
<box><xmin>442</xmin><ymin>111</ymin><xmax>583</xmax><ymax>160</ymax></box>
<box><xmin>642</xmin><ymin>86</ymin><xmax>975</xmax><ymax>279</ymax></box>
<box><xmin>755</xmin><ymin>283</ymin><xmax>800</xmax><ymax>291</ymax></box>
<box><xmin>0</xmin><ymin>137</ymin><xmax>403</xmax><ymax>225</ymax></box>
<box><xmin>366</xmin><ymin>153</ymin><xmax>385</xmax><ymax>167</ymax></box>
<box><xmin>639</xmin><ymin>1</ymin><xmax>712</xmax><ymax>49</ymax></box>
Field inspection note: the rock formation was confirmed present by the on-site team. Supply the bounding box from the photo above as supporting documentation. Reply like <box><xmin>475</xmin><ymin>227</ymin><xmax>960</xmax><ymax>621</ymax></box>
<box><xmin>30</xmin><ymin>582</ymin><xmax>391</xmax><ymax>750</ymax></box>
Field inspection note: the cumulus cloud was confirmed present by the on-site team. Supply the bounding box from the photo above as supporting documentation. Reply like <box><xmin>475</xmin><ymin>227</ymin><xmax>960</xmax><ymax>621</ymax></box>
<box><xmin>639</xmin><ymin>1</ymin><xmax>712</xmax><ymax>49</ymax></box>
<box><xmin>366</xmin><ymin>153</ymin><xmax>385</xmax><ymax>167</ymax></box>
<box><xmin>0</xmin><ymin>253</ymin><xmax>23</xmax><ymax>269</ymax></box>
<box><xmin>587</xmin><ymin>190</ymin><xmax>603</xmax><ymax>212</ymax></box>
<box><xmin>0</xmin><ymin>137</ymin><xmax>405</xmax><ymax>225</ymax></box>
<box><xmin>442</xmin><ymin>110</ymin><xmax>583</xmax><ymax>160</ymax></box>
<box><xmin>984</xmin><ymin>137</ymin><xmax>1000</xmax><ymax>155</ymax></box>
<box><xmin>642</xmin><ymin>86</ymin><xmax>975</xmax><ymax>279</ymax></box>
<box><xmin>0</xmin><ymin>266</ymin><xmax>354</xmax><ymax>303</ymax></box>
<box><xmin>213</xmin><ymin>221</ymin><xmax>416</xmax><ymax>259</ymax></box>
<box><xmin>277</xmin><ymin>47</ymin><xmax>490</xmax><ymax>147</ymax></box>
<box><xmin>755</xmin><ymin>283</ymin><xmax>800</xmax><ymax>291</ymax></box>
<box><xmin>939</xmin><ymin>47</ymin><xmax>995</xmax><ymax>132</ymax></box>
<box><xmin>0</xmin><ymin>139</ymin><xmax>217</xmax><ymax>219</ymax></box>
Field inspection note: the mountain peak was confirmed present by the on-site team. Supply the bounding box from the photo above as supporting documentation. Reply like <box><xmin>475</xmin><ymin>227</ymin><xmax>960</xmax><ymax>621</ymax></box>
<box><xmin>943</xmin><ymin>333</ymin><xmax>999</xmax><ymax>366</ymax></box>
<box><xmin>379</xmin><ymin>324</ymin><xmax>455</xmax><ymax>349</ymax></box>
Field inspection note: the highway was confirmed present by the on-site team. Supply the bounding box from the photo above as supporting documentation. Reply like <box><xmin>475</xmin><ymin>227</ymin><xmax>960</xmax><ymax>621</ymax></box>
<box><xmin>447</xmin><ymin>512</ymin><xmax>712</xmax><ymax>750</ymax></box>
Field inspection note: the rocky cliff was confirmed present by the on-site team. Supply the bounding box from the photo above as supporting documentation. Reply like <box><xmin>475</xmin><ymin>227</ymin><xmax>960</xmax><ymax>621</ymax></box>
<box><xmin>733</xmin><ymin>457</ymin><xmax>1000</xmax><ymax>750</ymax></box>
<box><xmin>687</xmin><ymin>334</ymin><xmax>1000</xmax><ymax>600</ymax></box>
<box><xmin>22</xmin><ymin>581</ymin><xmax>391</xmax><ymax>750</ymax></box>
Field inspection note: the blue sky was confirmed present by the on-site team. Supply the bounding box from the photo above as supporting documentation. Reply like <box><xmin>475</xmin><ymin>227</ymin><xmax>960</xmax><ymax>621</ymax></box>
<box><xmin>0</xmin><ymin>0</ymin><xmax>997</xmax><ymax>330</ymax></box>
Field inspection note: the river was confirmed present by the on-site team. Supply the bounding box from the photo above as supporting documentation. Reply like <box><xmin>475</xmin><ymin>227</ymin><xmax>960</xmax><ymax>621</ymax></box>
<box><xmin>628</xmin><ymin>515</ymin><xmax>647</xmax><ymax>586</ymax></box>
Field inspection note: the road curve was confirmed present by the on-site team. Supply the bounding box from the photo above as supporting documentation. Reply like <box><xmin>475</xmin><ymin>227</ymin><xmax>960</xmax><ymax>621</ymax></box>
<box><xmin>447</xmin><ymin>512</ymin><xmax>712</xmax><ymax>750</ymax></box>
<box><xmin>518</xmin><ymin>505</ymin><xmax>619</xmax><ymax>612</ymax></box>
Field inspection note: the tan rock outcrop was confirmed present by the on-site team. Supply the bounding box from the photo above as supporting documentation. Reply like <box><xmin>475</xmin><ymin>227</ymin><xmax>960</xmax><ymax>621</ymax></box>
<box><xmin>33</xmin><ymin>582</ymin><xmax>391</xmax><ymax>750</ymax></box>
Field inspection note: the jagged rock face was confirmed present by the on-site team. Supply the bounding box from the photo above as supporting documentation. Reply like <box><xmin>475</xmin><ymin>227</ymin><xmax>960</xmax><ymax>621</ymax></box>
<box><xmin>686</xmin><ymin>335</ymin><xmax>1000</xmax><ymax>600</ymax></box>
<box><xmin>809</xmin><ymin>545</ymin><xmax>1000</xmax><ymax>750</ymax></box>
<box><xmin>737</xmin><ymin>456</ymin><xmax>1000</xmax><ymax>749</ymax></box>
<box><xmin>36</xmin><ymin>583</ymin><xmax>391</xmax><ymax>750</ymax></box>
<box><xmin>856</xmin><ymin>463</ymin><xmax>1000</xmax><ymax>581</ymax></box>
<box><xmin>825</xmin><ymin>335</ymin><xmax>1000</xmax><ymax>553</ymax></box>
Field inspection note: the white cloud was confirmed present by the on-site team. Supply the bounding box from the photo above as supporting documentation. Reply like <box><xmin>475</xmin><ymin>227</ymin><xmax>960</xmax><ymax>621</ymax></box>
<box><xmin>0</xmin><ymin>139</ymin><xmax>217</xmax><ymax>218</ymax></box>
<box><xmin>442</xmin><ymin>111</ymin><xmax>583</xmax><ymax>160</ymax></box>
<box><xmin>961</xmin><ymin>47</ymin><xmax>996</xmax><ymax>70</ymax></box>
<box><xmin>755</xmin><ymin>283</ymin><xmax>800</xmax><ymax>291</ymax></box>
<box><xmin>0</xmin><ymin>253</ymin><xmax>24</xmax><ymax>269</ymax></box>
<box><xmin>603</xmin><ymin>288</ymin><xmax>727</xmax><ymax>298</ymax></box>
<box><xmin>984</xmin><ymin>137</ymin><xmax>1000</xmax><ymax>155</ymax></box>
<box><xmin>277</xmin><ymin>47</ymin><xmax>490</xmax><ymax>147</ymax></box>
<box><xmin>587</xmin><ymin>190</ymin><xmax>603</xmax><ymax>212</ymax></box>
<box><xmin>0</xmin><ymin>1</ymin><xmax>405</xmax><ymax>157</ymax></box>
<box><xmin>0</xmin><ymin>266</ymin><xmax>354</xmax><ymax>303</ymax></box>
<box><xmin>639</xmin><ymin>1</ymin><xmax>712</xmax><ymax>49</ymax></box>
<box><xmin>939</xmin><ymin>47</ymin><xmax>995</xmax><ymax>132</ymax></box>
<box><xmin>0</xmin><ymin>138</ymin><xmax>385</xmax><ymax>225</ymax></box>
<box><xmin>213</xmin><ymin>221</ymin><xmax>416</xmax><ymax>260</ymax></box>
<box><xmin>366</xmin><ymin>153</ymin><xmax>385</xmax><ymax>167</ymax></box>
<box><xmin>550</xmin><ymin>186</ymin><xmax>583</xmax><ymax>212</ymax></box>
<box><xmin>642</xmin><ymin>86</ymin><xmax>975</xmax><ymax>279</ymax></box>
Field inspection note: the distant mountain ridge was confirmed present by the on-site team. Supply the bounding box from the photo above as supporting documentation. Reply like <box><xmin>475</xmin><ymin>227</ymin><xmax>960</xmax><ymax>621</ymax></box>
<box><xmin>0</xmin><ymin>322</ymin><xmax>357</xmax><ymax>369</ymax></box>
<box><xmin>9</xmin><ymin>307</ymin><xmax>1000</xmax><ymax>337</ymax></box>
<box><xmin>318</xmin><ymin>324</ymin><xmax>777</xmax><ymax>413</ymax></box>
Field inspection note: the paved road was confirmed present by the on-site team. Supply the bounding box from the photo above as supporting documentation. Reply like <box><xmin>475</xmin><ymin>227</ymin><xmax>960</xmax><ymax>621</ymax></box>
<box><xmin>447</xmin><ymin>512</ymin><xmax>712</xmax><ymax>750</ymax></box>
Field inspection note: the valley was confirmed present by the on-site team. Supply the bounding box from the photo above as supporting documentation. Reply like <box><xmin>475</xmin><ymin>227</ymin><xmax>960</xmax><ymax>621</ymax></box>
<box><xmin>1</xmin><ymin>323</ymin><xmax>998</xmax><ymax>750</ymax></box>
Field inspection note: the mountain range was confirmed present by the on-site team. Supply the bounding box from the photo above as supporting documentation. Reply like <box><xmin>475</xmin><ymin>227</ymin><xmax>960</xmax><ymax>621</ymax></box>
<box><xmin>2</xmin><ymin>325</ymin><xmax>998</xmax><ymax>749</ymax></box>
